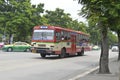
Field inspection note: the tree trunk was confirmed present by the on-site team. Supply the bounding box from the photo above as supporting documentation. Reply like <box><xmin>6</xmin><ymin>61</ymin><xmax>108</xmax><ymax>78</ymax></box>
<box><xmin>8</xmin><ymin>34</ymin><xmax>12</xmax><ymax>44</ymax></box>
<box><xmin>99</xmin><ymin>26</ymin><xmax>110</xmax><ymax>74</ymax></box>
<box><xmin>119</xmin><ymin>66</ymin><xmax>120</xmax><ymax>80</ymax></box>
<box><xmin>117</xmin><ymin>31</ymin><xmax>120</xmax><ymax>61</ymax></box>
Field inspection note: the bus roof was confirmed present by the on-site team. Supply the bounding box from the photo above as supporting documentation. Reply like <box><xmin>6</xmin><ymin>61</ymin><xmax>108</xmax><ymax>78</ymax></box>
<box><xmin>34</xmin><ymin>25</ymin><xmax>89</xmax><ymax>36</ymax></box>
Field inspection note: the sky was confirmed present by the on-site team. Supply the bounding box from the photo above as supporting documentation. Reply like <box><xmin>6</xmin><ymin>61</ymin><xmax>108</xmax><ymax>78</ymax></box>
<box><xmin>31</xmin><ymin>0</ymin><xmax>86</xmax><ymax>22</ymax></box>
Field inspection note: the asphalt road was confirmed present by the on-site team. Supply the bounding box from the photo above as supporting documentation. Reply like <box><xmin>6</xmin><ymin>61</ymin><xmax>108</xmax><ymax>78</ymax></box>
<box><xmin>0</xmin><ymin>50</ymin><xmax>118</xmax><ymax>80</ymax></box>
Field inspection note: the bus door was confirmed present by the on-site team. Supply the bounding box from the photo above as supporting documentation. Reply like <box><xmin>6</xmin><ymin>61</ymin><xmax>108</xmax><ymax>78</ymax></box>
<box><xmin>71</xmin><ymin>35</ymin><xmax>76</xmax><ymax>54</ymax></box>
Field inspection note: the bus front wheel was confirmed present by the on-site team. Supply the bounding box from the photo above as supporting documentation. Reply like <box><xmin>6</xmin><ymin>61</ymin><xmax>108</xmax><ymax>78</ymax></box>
<box><xmin>40</xmin><ymin>54</ymin><xmax>46</xmax><ymax>58</ymax></box>
<box><xmin>59</xmin><ymin>49</ymin><xmax>66</xmax><ymax>58</ymax></box>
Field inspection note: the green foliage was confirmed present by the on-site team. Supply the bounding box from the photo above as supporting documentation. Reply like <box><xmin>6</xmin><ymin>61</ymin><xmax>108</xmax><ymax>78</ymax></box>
<box><xmin>43</xmin><ymin>8</ymin><xmax>87</xmax><ymax>32</ymax></box>
<box><xmin>108</xmin><ymin>31</ymin><xmax>118</xmax><ymax>45</ymax></box>
<box><xmin>78</xmin><ymin>0</ymin><xmax>120</xmax><ymax>45</ymax></box>
<box><xmin>0</xmin><ymin>1</ymin><xmax>88</xmax><ymax>43</ymax></box>
<box><xmin>78</xmin><ymin>0</ymin><xmax>120</xmax><ymax>73</ymax></box>
<box><xmin>0</xmin><ymin>0</ymin><xmax>44</xmax><ymax>42</ymax></box>
<box><xmin>43</xmin><ymin>8</ymin><xmax>72</xmax><ymax>27</ymax></box>
<box><xmin>70</xmin><ymin>20</ymin><xmax>87</xmax><ymax>32</ymax></box>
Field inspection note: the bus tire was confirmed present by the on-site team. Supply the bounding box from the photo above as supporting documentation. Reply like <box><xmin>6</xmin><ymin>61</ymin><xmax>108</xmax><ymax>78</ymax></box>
<box><xmin>77</xmin><ymin>47</ymin><xmax>84</xmax><ymax>56</ymax></box>
<box><xmin>80</xmin><ymin>47</ymin><xmax>84</xmax><ymax>56</ymax></box>
<box><xmin>77</xmin><ymin>52</ymin><xmax>81</xmax><ymax>56</ymax></box>
<box><xmin>40</xmin><ymin>54</ymin><xmax>46</xmax><ymax>58</ymax></box>
<box><xmin>59</xmin><ymin>49</ymin><xmax>66</xmax><ymax>58</ymax></box>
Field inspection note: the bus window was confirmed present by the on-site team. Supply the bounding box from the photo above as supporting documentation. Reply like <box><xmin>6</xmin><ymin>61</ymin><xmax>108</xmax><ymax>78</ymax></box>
<box><xmin>56</xmin><ymin>32</ymin><xmax>61</xmax><ymax>41</ymax></box>
<box><xmin>64</xmin><ymin>31</ymin><xmax>68</xmax><ymax>40</ymax></box>
<box><xmin>32</xmin><ymin>30</ymin><xmax>54</xmax><ymax>40</ymax></box>
<box><xmin>61</xmin><ymin>31</ymin><xmax>65</xmax><ymax>40</ymax></box>
<box><xmin>61</xmin><ymin>31</ymin><xmax>70</xmax><ymax>40</ymax></box>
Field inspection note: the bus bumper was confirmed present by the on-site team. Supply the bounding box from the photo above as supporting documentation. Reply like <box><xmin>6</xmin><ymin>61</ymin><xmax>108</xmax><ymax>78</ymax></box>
<box><xmin>31</xmin><ymin>48</ymin><xmax>55</xmax><ymax>55</ymax></box>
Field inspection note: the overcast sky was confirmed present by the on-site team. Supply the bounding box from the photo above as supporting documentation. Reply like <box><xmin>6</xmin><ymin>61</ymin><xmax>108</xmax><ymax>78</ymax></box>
<box><xmin>31</xmin><ymin>0</ymin><xmax>86</xmax><ymax>22</ymax></box>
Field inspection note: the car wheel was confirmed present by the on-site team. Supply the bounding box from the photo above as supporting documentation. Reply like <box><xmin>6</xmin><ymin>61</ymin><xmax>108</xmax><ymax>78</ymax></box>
<box><xmin>7</xmin><ymin>47</ymin><xmax>13</xmax><ymax>52</ymax></box>
<box><xmin>26</xmin><ymin>48</ymin><xmax>30</xmax><ymax>52</ymax></box>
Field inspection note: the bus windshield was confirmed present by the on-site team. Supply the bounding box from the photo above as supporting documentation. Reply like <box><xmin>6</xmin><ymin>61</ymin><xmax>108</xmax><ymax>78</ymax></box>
<box><xmin>32</xmin><ymin>30</ymin><xmax>54</xmax><ymax>40</ymax></box>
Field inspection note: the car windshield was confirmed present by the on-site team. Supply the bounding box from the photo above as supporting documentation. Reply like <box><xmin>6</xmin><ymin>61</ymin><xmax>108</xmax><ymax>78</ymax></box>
<box><xmin>14</xmin><ymin>42</ymin><xmax>27</xmax><ymax>45</ymax></box>
<box><xmin>32</xmin><ymin>30</ymin><xmax>54</xmax><ymax>40</ymax></box>
<box><xmin>112</xmin><ymin>46</ymin><xmax>118</xmax><ymax>48</ymax></box>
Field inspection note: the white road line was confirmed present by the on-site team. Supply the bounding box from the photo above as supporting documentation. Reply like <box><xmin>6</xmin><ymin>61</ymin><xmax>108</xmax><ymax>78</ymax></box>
<box><xmin>68</xmin><ymin>66</ymin><xmax>99</xmax><ymax>80</ymax></box>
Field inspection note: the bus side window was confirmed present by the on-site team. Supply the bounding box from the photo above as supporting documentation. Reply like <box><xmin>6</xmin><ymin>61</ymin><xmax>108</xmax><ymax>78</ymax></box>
<box><xmin>56</xmin><ymin>32</ymin><xmax>61</xmax><ymax>41</ymax></box>
<box><xmin>61</xmin><ymin>31</ymin><xmax>64</xmax><ymax>40</ymax></box>
<box><xmin>61</xmin><ymin>36</ymin><xmax>64</xmax><ymax>40</ymax></box>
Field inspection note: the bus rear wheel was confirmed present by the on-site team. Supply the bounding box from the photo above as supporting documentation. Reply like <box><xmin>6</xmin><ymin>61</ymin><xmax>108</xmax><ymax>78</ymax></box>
<box><xmin>40</xmin><ymin>54</ymin><xmax>46</xmax><ymax>58</ymax></box>
<box><xmin>77</xmin><ymin>48</ymin><xmax>84</xmax><ymax>56</ymax></box>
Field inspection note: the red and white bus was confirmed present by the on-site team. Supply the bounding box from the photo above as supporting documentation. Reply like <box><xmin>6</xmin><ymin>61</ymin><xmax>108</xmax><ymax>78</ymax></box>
<box><xmin>31</xmin><ymin>25</ymin><xmax>90</xmax><ymax>58</ymax></box>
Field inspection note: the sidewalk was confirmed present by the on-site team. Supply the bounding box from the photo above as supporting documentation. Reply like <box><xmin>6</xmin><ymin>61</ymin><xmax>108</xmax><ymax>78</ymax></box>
<box><xmin>77</xmin><ymin>59</ymin><xmax>120</xmax><ymax>80</ymax></box>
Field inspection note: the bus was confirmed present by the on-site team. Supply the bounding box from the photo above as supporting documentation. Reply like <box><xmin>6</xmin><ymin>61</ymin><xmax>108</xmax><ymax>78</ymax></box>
<box><xmin>31</xmin><ymin>25</ymin><xmax>90</xmax><ymax>58</ymax></box>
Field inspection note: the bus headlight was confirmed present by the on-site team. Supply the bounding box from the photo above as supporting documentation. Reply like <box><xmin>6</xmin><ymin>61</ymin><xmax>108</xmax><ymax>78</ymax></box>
<box><xmin>50</xmin><ymin>46</ymin><xmax>54</xmax><ymax>51</ymax></box>
<box><xmin>49</xmin><ymin>48</ymin><xmax>53</xmax><ymax>51</ymax></box>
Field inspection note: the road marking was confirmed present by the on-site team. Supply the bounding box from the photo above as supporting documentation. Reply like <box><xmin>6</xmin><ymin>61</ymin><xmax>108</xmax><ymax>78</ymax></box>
<box><xmin>68</xmin><ymin>66</ymin><xmax>99</xmax><ymax>80</ymax></box>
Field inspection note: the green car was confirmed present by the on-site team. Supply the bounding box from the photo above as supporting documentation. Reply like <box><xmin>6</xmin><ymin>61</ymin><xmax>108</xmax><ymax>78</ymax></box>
<box><xmin>2</xmin><ymin>42</ymin><xmax>31</xmax><ymax>52</ymax></box>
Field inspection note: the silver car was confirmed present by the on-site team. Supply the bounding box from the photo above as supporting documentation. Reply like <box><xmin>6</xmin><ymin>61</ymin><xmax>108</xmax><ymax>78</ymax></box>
<box><xmin>111</xmin><ymin>46</ymin><xmax>119</xmax><ymax>52</ymax></box>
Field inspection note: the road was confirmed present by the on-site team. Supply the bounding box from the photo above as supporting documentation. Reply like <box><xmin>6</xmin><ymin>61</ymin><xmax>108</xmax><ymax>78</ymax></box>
<box><xmin>0</xmin><ymin>50</ymin><xmax>118</xmax><ymax>80</ymax></box>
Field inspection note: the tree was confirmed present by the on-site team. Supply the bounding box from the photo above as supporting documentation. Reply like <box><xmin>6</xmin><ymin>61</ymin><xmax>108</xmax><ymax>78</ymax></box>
<box><xmin>78</xmin><ymin>0</ymin><xmax>120</xmax><ymax>73</ymax></box>
<box><xmin>70</xmin><ymin>20</ymin><xmax>87</xmax><ymax>32</ymax></box>
<box><xmin>43</xmin><ymin>8</ymin><xmax>87</xmax><ymax>33</ymax></box>
<box><xmin>87</xmin><ymin>20</ymin><xmax>117</xmax><ymax>47</ymax></box>
<box><xmin>30</xmin><ymin>3</ymin><xmax>44</xmax><ymax>26</ymax></box>
<box><xmin>0</xmin><ymin>0</ymin><xmax>44</xmax><ymax>42</ymax></box>
<box><xmin>12</xmin><ymin>1</ymin><xmax>44</xmax><ymax>42</ymax></box>
<box><xmin>108</xmin><ymin>7</ymin><xmax>120</xmax><ymax>60</ymax></box>
<box><xmin>43</xmin><ymin>8</ymin><xmax>72</xmax><ymax>28</ymax></box>
<box><xmin>87</xmin><ymin>19</ymin><xmax>101</xmax><ymax>45</ymax></box>
<box><xmin>78</xmin><ymin>0</ymin><xmax>114</xmax><ymax>73</ymax></box>
<box><xmin>0</xmin><ymin>0</ymin><xmax>88</xmax><ymax>43</ymax></box>
<box><xmin>0</xmin><ymin>0</ymin><xmax>10</xmax><ymax>42</ymax></box>
<box><xmin>108</xmin><ymin>31</ymin><xmax>118</xmax><ymax>47</ymax></box>
<box><xmin>117</xmin><ymin>31</ymin><xmax>120</xmax><ymax>60</ymax></box>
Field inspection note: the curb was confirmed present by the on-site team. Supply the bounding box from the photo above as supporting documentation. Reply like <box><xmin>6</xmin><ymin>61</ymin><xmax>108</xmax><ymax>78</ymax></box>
<box><xmin>68</xmin><ymin>66</ymin><xmax>99</xmax><ymax>80</ymax></box>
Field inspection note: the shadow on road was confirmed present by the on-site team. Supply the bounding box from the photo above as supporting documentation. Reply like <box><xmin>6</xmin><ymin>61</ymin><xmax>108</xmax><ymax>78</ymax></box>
<box><xmin>32</xmin><ymin>55</ymin><xmax>87</xmax><ymax>60</ymax></box>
